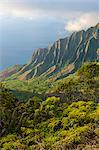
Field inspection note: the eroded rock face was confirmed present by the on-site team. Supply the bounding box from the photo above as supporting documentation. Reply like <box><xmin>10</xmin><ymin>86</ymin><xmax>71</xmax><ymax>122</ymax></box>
<box><xmin>1</xmin><ymin>23</ymin><xmax>99</xmax><ymax>80</ymax></box>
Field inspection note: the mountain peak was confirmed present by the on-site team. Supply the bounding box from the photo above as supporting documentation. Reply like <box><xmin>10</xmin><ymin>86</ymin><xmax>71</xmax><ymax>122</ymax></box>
<box><xmin>0</xmin><ymin>23</ymin><xmax>99</xmax><ymax>80</ymax></box>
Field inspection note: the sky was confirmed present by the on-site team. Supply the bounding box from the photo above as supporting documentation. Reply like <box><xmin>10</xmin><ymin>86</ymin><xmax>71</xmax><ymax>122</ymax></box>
<box><xmin>0</xmin><ymin>0</ymin><xmax>99</xmax><ymax>70</ymax></box>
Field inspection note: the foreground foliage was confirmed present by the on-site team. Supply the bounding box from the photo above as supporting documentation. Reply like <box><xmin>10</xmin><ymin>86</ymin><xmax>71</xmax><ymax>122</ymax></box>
<box><xmin>0</xmin><ymin>63</ymin><xmax>99</xmax><ymax>149</ymax></box>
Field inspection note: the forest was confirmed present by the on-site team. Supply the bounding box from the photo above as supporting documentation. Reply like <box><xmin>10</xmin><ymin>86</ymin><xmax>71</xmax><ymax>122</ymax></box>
<box><xmin>0</xmin><ymin>62</ymin><xmax>99</xmax><ymax>150</ymax></box>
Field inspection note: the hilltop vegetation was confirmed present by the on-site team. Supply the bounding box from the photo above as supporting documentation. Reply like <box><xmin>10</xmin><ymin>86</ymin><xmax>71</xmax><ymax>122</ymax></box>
<box><xmin>0</xmin><ymin>62</ymin><xmax>99</xmax><ymax>149</ymax></box>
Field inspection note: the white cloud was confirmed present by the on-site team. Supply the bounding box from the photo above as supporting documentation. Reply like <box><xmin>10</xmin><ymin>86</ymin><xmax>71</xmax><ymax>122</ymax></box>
<box><xmin>0</xmin><ymin>3</ymin><xmax>42</xmax><ymax>19</ymax></box>
<box><xmin>0</xmin><ymin>1</ymin><xmax>98</xmax><ymax>30</ymax></box>
<box><xmin>0</xmin><ymin>2</ymin><xmax>80</xmax><ymax>20</ymax></box>
<box><xmin>65</xmin><ymin>12</ymin><xmax>99</xmax><ymax>32</ymax></box>
<box><xmin>0</xmin><ymin>0</ymin><xmax>98</xmax><ymax>20</ymax></box>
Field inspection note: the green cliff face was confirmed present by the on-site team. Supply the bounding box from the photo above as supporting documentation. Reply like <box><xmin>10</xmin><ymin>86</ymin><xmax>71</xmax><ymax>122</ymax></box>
<box><xmin>0</xmin><ymin>23</ymin><xmax>99</xmax><ymax>80</ymax></box>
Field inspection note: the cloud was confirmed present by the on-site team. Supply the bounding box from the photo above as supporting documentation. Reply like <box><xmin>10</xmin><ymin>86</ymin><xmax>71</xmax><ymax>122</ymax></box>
<box><xmin>0</xmin><ymin>0</ymin><xmax>98</xmax><ymax>20</ymax></box>
<box><xmin>65</xmin><ymin>12</ymin><xmax>99</xmax><ymax>32</ymax></box>
<box><xmin>0</xmin><ymin>3</ymin><xmax>81</xmax><ymax>21</ymax></box>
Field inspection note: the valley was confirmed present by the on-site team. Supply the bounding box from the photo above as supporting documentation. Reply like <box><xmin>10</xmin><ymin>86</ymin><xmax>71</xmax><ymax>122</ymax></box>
<box><xmin>0</xmin><ymin>24</ymin><xmax>99</xmax><ymax>150</ymax></box>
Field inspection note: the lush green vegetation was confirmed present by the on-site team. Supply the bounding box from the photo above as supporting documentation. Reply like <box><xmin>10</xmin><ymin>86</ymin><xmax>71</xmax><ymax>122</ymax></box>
<box><xmin>3</xmin><ymin>76</ymin><xmax>52</xmax><ymax>95</ymax></box>
<box><xmin>0</xmin><ymin>62</ymin><xmax>99</xmax><ymax>149</ymax></box>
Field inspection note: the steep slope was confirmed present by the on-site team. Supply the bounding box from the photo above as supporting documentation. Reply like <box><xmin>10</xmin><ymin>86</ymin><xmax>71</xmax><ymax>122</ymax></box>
<box><xmin>17</xmin><ymin>23</ymin><xmax>99</xmax><ymax>80</ymax></box>
<box><xmin>0</xmin><ymin>23</ymin><xmax>99</xmax><ymax>80</ymax></box>
<box><xmin>0</xmin><ymin>65</ymin><xmax>23</xmax><ymax>81</ymax></box>
<box><xmin>50</xmin><ymin>62</ymin><xmax>99</xmax><ymax>101</ymax></box>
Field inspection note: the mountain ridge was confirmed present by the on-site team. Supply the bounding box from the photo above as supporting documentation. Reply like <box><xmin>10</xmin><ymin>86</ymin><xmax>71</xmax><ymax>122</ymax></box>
<box><xmin>0</xmin><ymin>23</ymin><xmax>99</xmax><ymax>81</ymax></box>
